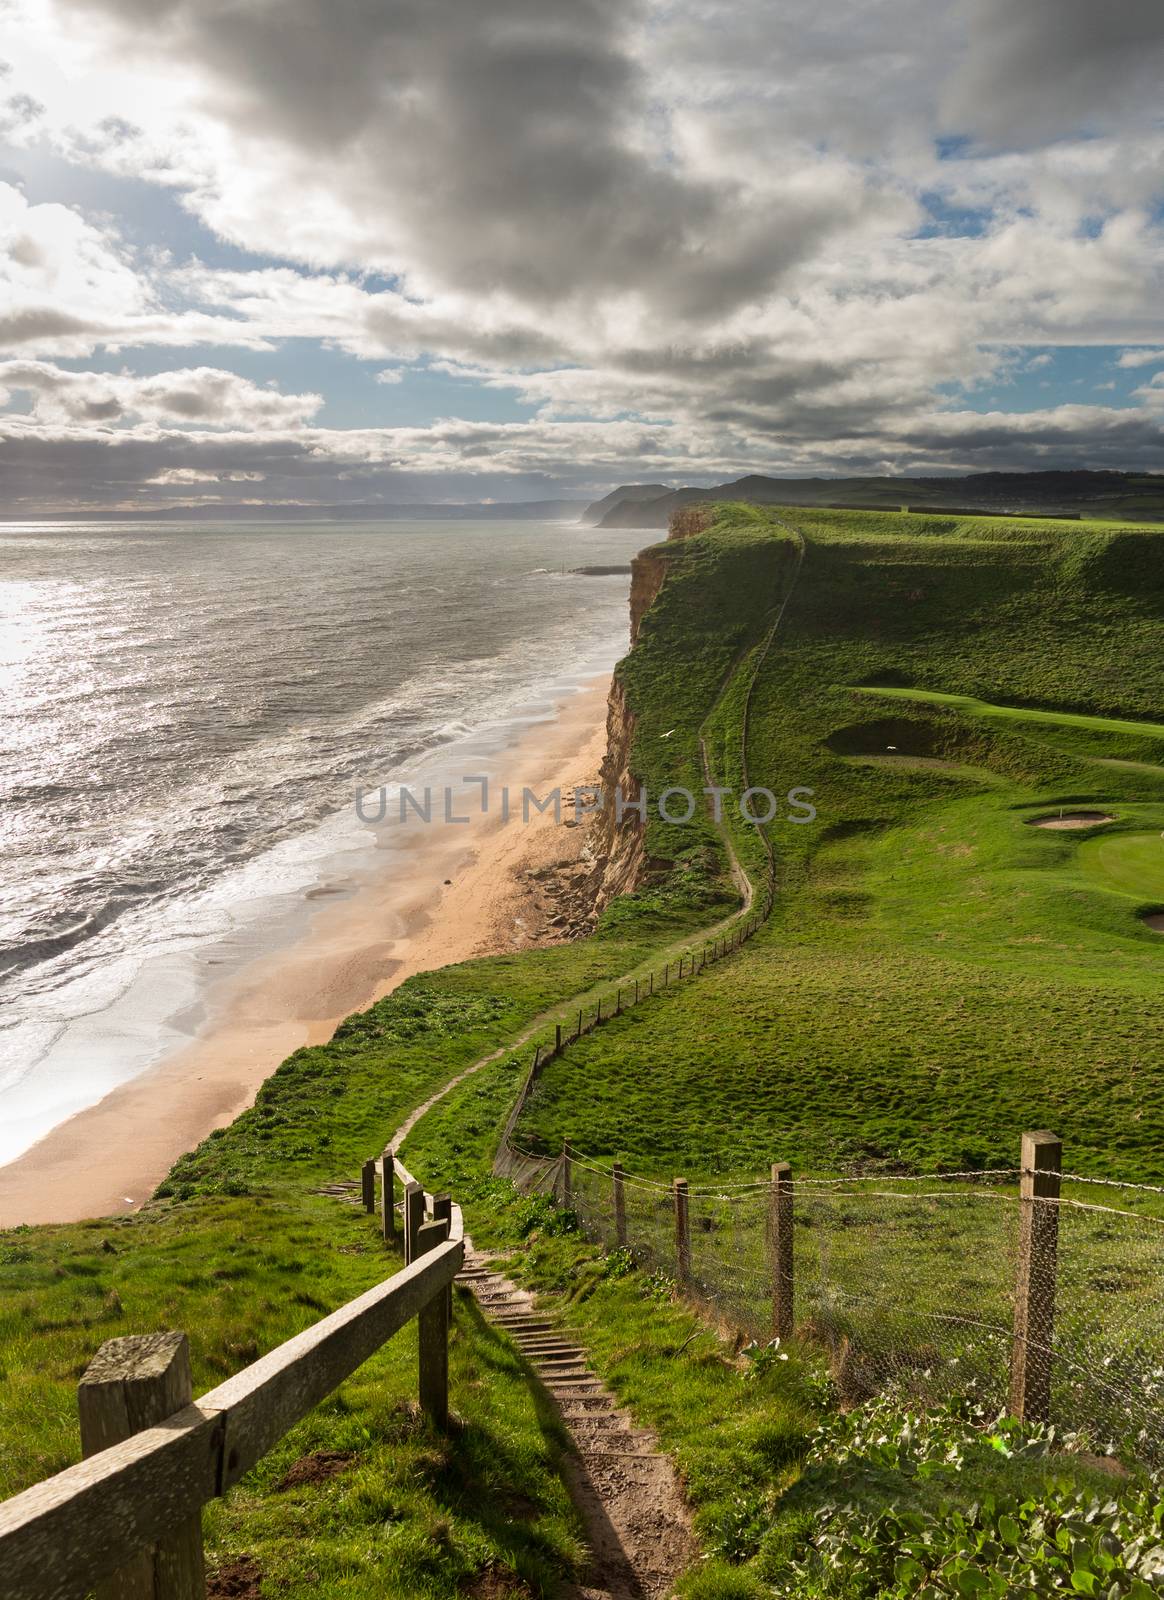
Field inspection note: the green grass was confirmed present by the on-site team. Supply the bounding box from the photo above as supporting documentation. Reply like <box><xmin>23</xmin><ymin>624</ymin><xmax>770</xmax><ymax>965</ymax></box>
<box><xmin>0</xmin><ymin>1193</ymin><xmax>585</xmax><ymax>1598</ymax></box>
<box><xmin>1077</xmin><ymin>831</ymin><xmax>1164</xmax><ymax>900</ymax></box>
<box><xmin>517</xmin><ymin>505</ymin><xmax>1164</xmax><ymax>1180</ymax></box>
<box><xmin>402</xmin><ymin>1075</ymin><xmax>1160</xmax><ymax>1600</ymax></box>
<box><xmin>5</xmin><ymin>499</ymin><xmax>1164</xmax><ymax>1597</ymax></box>
<box><xmin>851</xmin><ymin>684</ymin><xmax>1164</xmax><ymax>743</ymax></box>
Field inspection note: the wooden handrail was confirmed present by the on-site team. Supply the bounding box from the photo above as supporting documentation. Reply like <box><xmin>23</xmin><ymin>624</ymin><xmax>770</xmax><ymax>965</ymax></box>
<box><xmin>0</xmin><ymin>1229</ymin><xmax>462</xmax><ymax>1600</ymax></box>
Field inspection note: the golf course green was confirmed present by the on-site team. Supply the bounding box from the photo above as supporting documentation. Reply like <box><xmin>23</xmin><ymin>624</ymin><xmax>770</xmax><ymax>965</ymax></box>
<box><xmin>1076</xmin><ymin>829</ymin><xmax>1164</xmax><ymax>901</ymax></box>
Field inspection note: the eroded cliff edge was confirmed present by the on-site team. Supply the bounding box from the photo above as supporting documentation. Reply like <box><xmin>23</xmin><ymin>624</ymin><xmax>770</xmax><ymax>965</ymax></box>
<box><xmin>586</xmin><ymin>545</ymin><xmax>667</xmax><ymax>917</ymax></box>
<box><xmin>514</xmin><ymin>519</ymin><xmax>706</xmax><ymax>939</ymax></box>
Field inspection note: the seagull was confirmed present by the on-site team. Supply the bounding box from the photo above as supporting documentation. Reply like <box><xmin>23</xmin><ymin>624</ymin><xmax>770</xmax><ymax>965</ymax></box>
<box><xmin>661</xmin><ymin>729</ymin><xmax>675</xmax><ymax>739</ymax></box>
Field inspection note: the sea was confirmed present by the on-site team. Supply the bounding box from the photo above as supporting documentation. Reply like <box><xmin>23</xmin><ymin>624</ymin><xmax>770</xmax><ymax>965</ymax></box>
<box><xmin>0</xmin><ymin>518</ymin><xmax>641</xmax><ymax>1166</ymax></box>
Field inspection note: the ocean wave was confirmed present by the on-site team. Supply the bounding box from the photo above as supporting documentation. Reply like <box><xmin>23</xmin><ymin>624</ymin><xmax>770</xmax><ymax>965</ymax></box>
<box><xmin>0</xmin><ymin>518</ymin><xmax>633</xmax><ymax>1164</ymax></box>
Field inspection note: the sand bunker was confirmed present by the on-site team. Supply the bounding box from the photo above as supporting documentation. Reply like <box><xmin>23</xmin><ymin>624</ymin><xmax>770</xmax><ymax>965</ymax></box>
<box><xmin>1030</xmin><ymin>811</ymin><xmax>1116</xmax><ymax>830</ymax></box>
<box><xmin>1143</xmin><ymin>913</ymin><xmax>1164</xmax><ymax>934</ymax></box>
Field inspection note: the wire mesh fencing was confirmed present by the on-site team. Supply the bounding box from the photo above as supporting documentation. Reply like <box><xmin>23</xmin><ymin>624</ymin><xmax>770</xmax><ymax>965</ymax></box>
<box><xmin>792</xmin><ymin>1177</ymin><xmax>1021</xmax><ymax>1410</ymax></box>
<box><xmin>519</xmin><ymin>1142</ymin><xmax>1164</xmax><ymax>1465</ymax></box>
<box><xmin>1052</xmin><ymin>1194</ymin><xmax>1164</xmax><ymax>1458</ymax></box>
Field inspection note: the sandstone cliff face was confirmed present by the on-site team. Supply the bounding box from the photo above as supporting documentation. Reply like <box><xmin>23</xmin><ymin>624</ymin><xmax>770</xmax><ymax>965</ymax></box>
<box><xmin>628</xmin><ymin>547</ymin><xmax>667</xmax><ymax>646</ymax></box>
<box><xmin>520</xmin><ymin>545</ymin><xmax>666</xmax><ymax>937</ymax></box>
<box><xmin>582</xmin><ymin>543</ymin><xmax>670</xmax><ymax>919</ymax></box>
<box><xmin>586</xmin><ymin>673</ymin><xmax>646</xmax><ymax>917</ymax></box>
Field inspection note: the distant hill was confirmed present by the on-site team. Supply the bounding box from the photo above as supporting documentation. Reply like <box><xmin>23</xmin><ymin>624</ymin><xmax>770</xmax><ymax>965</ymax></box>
<box><xmin>2</xmin><ymin>498</ymin><xmax>588</xmax><ymax>524</ymax></box>
<box><xmin>582</xmin><ymin>471</ymin><xmax>1164</xmax><ymax>529</ymax></box>
<box><xmin>577</xmin><ymin>484</ymin><xmax>674</xmax><ymax>527</ymax></box>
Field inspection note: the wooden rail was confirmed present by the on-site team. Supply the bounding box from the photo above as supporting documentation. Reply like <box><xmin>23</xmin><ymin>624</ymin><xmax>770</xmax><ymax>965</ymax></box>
<box><xmin>0</xmin><ymin>1168</ymin><xmax>463</xmax><ymax>1600</ymax></box>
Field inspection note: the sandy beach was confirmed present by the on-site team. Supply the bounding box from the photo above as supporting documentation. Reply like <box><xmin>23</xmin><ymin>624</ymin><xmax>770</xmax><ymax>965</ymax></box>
<box><xmin>0</xmin><ymin>678</ymin><xmax>611</xmax><ymax>1227</ymax></box>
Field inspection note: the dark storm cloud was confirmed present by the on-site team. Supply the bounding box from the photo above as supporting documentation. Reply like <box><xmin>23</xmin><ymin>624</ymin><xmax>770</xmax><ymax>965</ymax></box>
<box><xmin>944</xmin><ymin>0</ymin><xmax>1164</xmax><ymax>146</ymax></box>
<box><xmin>54</xmin><ymin>0</ymin><xmax>882</xmax><ymax>316</ymax></box>
<box><xmin>1</xmin><ymin>0</ymin><xmax>1162</xmax><ymax>504</ymax></box>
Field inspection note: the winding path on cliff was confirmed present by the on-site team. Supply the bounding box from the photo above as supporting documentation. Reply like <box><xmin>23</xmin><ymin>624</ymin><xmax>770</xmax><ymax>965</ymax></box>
<box><xmin>394</xmin><ymin>516</ymin><xmax>808</xmax><ymax>1170</ymax></box>
<box><xmin>696</xmin><ymin>515</ymin><xmax>807</xmax><ymax>911</ymax></box>
<box><xmin>379</xmin><ymin>516</ymin><xmax>810</xmax><ymax>1599</ymax></box>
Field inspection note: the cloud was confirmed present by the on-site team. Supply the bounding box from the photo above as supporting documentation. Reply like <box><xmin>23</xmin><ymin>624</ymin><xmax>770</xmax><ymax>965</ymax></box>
<box><xmin>1</xmin><ymin>390</ymin><xmax>1161</xmax><ymax>517</ymax></box>
<box><xmin>1118</xmin><ymin>348</ymin><xmax>1164</xmax><ymax>369</ymax></box>
<box><xmin>942</xmin><ymin>0</ymin><xmax>1164</xmax><ymax>148</ymax></box>
<box><xmin>0</xmin><ymin>179</ymin><xmax>149</xmax><ymax>355</ymax></box>
<box><xmin>0</xmin><ymin>181</ymin><xmax>282</xmax><ymax>357</ymax></box>
<box><xmin>0</xmin><ymin>360</ymin><xmax>322</xmax><ymax>427</ymax></box>
<box><xmin>0</xmin><ymin>0</ymin><xmax>1158</xmax><ymax>505</ymax></box>
<box><xmin>35</xmin><ymin>0</ymin><xmax>911</xmax><ymax>315</ymax></box>
<box><xmin>1133</xmin><ymin>372</ymin><xmax>1164</xmax><ymax>407</ymax></box>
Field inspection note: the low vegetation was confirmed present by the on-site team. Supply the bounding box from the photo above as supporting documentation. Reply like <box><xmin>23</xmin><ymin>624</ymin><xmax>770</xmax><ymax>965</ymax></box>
<box><xmin>407</xmin><ymin>1116</ymin><xmax>1162</xmax><ymax>1600</ymax></box>
<box><xmin>518</xmin><ymin>506</ymin><xmax>1164</xmax><ymax>1179</ymax></box>
<box><xmin>3</xmin><ymin>502</ymin><xmax>1163</xmax><ymax>1598</ymax></box>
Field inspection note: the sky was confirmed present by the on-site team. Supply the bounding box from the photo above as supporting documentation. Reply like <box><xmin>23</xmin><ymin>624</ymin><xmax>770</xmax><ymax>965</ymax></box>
<box><xmin>1</xmin><ymin>0</ymin><xmax>1163</xmax><ymax>512</ymax></box>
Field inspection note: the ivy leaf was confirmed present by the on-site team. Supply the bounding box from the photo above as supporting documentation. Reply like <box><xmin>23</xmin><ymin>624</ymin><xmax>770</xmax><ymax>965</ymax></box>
<box><xmin>997</xmin><ymin>1514</ymin><xmax>1021</xmax><ymax>1546</ymax></box>
<box><xmin>955</xmin><ymin>1569</ymin><xmax>990</xmax><ymax>1596</ymax></box>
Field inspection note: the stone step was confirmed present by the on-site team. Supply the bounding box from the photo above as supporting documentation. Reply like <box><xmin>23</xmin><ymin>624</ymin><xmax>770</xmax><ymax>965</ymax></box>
<box><xmin>510</xmin><ymin>1337</ymin><xmax>583</xmax><ymax>1351</ymax></box>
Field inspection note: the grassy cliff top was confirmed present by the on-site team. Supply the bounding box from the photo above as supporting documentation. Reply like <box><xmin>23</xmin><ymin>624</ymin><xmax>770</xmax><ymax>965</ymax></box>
<box><xmin>518</xmin><ymin>503</ymin><xmax>1164</xmax><ymax>1178</ymax></box>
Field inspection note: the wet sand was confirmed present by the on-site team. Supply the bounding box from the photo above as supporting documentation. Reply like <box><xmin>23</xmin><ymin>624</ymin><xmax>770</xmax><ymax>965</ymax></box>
<box><xmin>0</xmin><ymin>679</ymin><xmax>610</xmax><ymax>1227</ymax></box>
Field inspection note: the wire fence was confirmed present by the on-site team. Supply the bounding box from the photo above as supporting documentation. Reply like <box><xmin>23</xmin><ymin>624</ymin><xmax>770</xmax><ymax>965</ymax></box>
<box><xmin>511</xmin><ymin>1142</ymin><xmax>1164</xmax><ymax>1465</ymax></box>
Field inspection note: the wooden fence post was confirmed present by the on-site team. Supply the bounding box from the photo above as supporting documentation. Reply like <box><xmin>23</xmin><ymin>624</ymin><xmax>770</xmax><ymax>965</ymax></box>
<box><xmin>673</xmin><ymin>1178</ymin><xmax>691</xmax><ymax>1285</ymax></box>
<box><xmin>612</xmin><ymin>1162</ymin><xmax>627</xmax><ymax>1247</ymax></box>
<box><xmin>380</xmin><ymin>1148</ymin><xmax>395</xmax><ymax>1242</ymax></box>
<box><xmin>597</xmin><ymin>997</ymin><xmax>602</xmax><ymax>1022</ymax></box>
<box><xmin>649</xmin><ymin>972</ymin><xmax>654</xmax><ymax>996</ymax></box>
<box><xmin>433</xmin><ymin>1194</ymin><xmax>454</xmax><ymax>1316</ymax></box>
<box><xmin>562</xmin><ymin>1139</ymin><xmax>573</xmax><ymax>1209</ymax></box>
<box><xmin>577</xmin><ymin>1009</ymin><xmax>583</xmax><ymax>1039</ymax></box>
<box><xmin>769</xmin><ymin>1163</ymin><xmax>794</xmax><ymax>1339</ymax></box>
<box><xmin>78</xmin><ymin>1332</ymin><xmax>205</xmax><ymax>1600</ymax></box>
<box><xmin>361</xmin><ymin>1158</ymin><xmax>376</xmax><ymax>1214</ymax></box>
<box><xmin>1009</xmin><ymin>1130</ymin><xmax>1062</xmax><ymax>1423</ymax></box>
<box><xmin>616</xmin><ymin>988</ymin><xmax>622</xmax><ymax>1015</ymax></box>
<box><xmin>634</xmin><ymin>978</ymin><xmax>640</xmax><ymax>1004</ymax></box>
<box><xmin>404</xmin><ymin>1181</ymin><xmax>425</xmax><ymax>1266</ymax></box>
<box><xmin>414</xmin><ymin>1217</ymin><xmax>450</xmax><ymax>1429</ymax></box>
